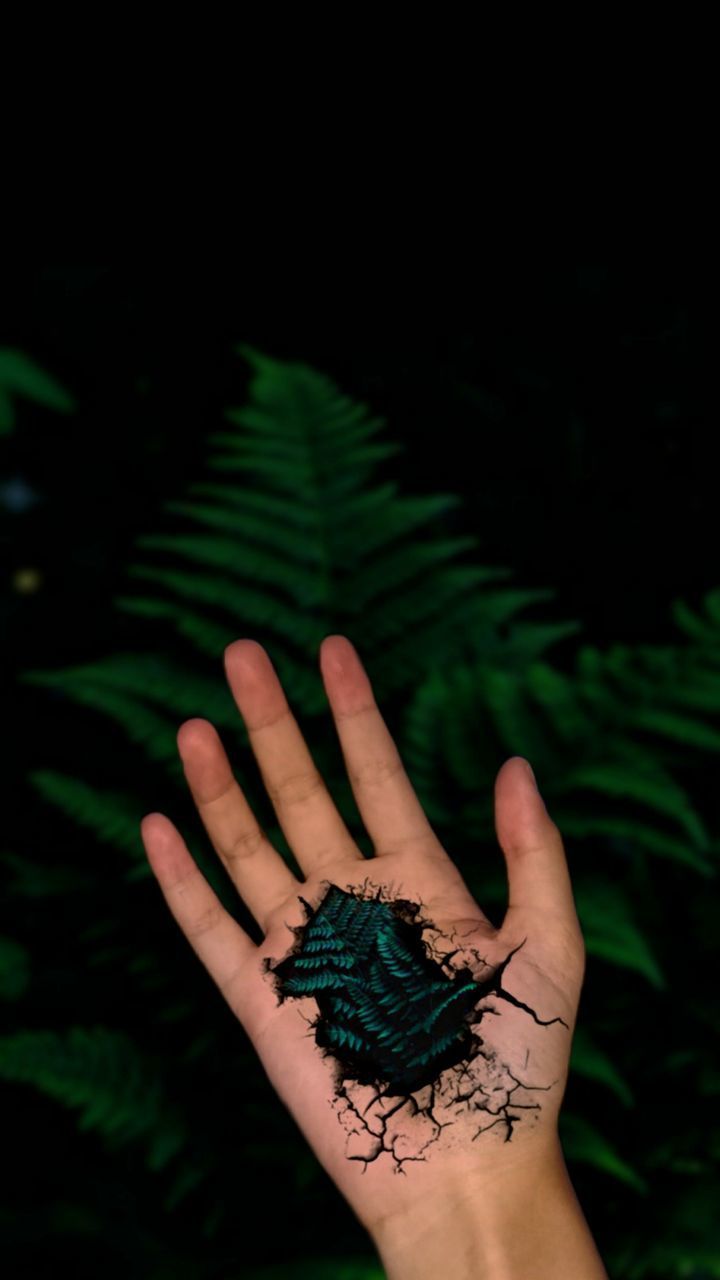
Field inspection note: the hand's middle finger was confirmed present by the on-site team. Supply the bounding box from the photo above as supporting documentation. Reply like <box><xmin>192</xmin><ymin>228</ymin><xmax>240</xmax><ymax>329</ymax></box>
<box><xmin>223</xmin><ymin>639</ymin><xmax>365</xmax><ymax>877</ymax></box>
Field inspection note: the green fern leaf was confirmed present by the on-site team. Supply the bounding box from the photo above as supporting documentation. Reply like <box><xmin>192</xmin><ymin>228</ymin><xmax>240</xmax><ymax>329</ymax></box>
<box><xmin>27</xmin><ymin>771</ymin><xmax>148</xmax><ymax>863</ymax></box>
<box><xmin>0</xmin><ymin>346</ymin><xmax>76</xmax><ymax>434</ymax></box>
<box><xmin>560</xmin><ymin>1112</ymin><xmax>647</xmax><ymax>1192</ymax></box>
<box><xmin>0</xmin><ymin>849</ymin><xmax>96</xmax><ymax>898</ymax></box>
<box><xmin>559</xmin><ymin>759</ymin><xmax>708</xmax><ymax>849</ymax></box>
<box><xmin>574</xmin><ymin>879</ymin><xmax>665</xmax><ymax>987</ymax></box>
<box><xmin>0</xmin><ymin>1026</ymin><xmax>185</xmax><ymax>1171</ymax></box>
<box><xmin>569</xmin><ymin>1025</ymin><xmax>634</xmax><ymax>1105</ymax></box>
<box><xmin>623</xmin><ymin>706</ymin><xmax>720</xmax><ymax>751</ymax></box>
<box><xmin>556</xmin><ymin>814</ymin><xmax>714</xmax><ymax>876</ymax></box>
<box><xmin>0</xmin><ymin>935</ymin><xmax>31</xmax><ymax>1001</ymax></box>
<box><xmin>525</xmin><ymin>662</ymin><xmax>595</xmax><ymax>742</ymax></box>
<box><xmin>672</xmin><ymin>590</ymin><xmax>720</xmax><ymax>645</ymax></box>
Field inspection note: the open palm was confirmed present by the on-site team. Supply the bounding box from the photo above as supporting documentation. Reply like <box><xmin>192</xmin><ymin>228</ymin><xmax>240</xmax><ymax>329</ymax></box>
<box><xmin>140</xmin><ymin>636</ymin><xmax>586</xmax><ymax>1242</ymax></box>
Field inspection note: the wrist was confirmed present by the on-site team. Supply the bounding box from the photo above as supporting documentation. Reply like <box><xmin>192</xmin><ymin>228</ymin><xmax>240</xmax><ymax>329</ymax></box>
<box><xmin>369</xmin><ymin>1132</ymin><xmax>608</xmax><ymax>1280</ymax></box>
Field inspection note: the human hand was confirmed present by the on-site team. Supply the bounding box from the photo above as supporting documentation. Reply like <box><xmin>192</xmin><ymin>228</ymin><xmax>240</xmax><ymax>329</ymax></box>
<box><xmin>140</xmin><ymin>637</ymin><xmax>588</xmax><ymax>1269</ymax></box>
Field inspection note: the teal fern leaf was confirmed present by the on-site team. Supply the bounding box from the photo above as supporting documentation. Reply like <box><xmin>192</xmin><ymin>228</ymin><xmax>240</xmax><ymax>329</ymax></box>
<box><xmin>270</xmin><ymin>885</ymin><xmax>501</xmax><ymax>1096</ymax></box>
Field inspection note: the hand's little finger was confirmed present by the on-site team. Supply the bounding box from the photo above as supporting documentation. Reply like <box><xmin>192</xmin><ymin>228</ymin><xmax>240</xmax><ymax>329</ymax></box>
<box><xmin>140</xmin><ymin>812</ymin><xmax>261</xmax><ymax>1027</ymax></box>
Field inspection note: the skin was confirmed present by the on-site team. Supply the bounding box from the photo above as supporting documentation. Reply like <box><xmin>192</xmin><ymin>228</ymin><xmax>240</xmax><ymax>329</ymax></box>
<box><xmin>140</xmin><ymin>636</ymin><xmax>608</xmax><ymax>1278</ymax></box>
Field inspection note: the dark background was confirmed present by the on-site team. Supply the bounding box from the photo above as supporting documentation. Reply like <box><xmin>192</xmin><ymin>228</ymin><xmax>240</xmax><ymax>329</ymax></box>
<box><xmin>1</xmin><ymin>262</ymin><xmax>717</xmax><ymax>1277</ymax></box>
<box><xmin>4</xmin><ymin>262</ymin><xmax>713</xmax><ymax>669</ymax></box>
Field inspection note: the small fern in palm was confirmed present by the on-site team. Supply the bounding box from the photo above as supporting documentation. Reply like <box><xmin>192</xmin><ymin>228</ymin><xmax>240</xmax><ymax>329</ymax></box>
<box><xmin>268</xmin><ymin>884</ymin><xmax>483</xmax><ymax>1094</ymax></box>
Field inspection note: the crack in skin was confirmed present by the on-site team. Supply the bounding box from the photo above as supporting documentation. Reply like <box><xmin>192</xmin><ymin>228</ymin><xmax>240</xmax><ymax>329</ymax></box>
<box><xmin>263</xmin><ymin>877</ymin><xmax>568</xmax><ymax>1174</ymax></box>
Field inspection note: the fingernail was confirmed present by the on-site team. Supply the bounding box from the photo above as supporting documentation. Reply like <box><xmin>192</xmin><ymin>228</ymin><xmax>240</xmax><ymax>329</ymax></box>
<box><xmin>322</xmin><ymin>636</ymin><xmax>351</xmax><ymax>677</ymax></box>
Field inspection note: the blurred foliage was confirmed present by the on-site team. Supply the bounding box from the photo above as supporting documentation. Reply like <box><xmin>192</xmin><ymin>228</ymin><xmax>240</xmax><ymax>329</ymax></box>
<box><xmin>0</xmin><ymin>345</ymin><xmax>77</xmax><ymax>434</ymax></box>
<box><xmin>3</xmin><ymin>340</ymin><xmax>719</xmax><ymax>1276</ymax></box>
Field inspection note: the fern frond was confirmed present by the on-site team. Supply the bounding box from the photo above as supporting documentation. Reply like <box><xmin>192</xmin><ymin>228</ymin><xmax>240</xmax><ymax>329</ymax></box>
<box><xmin>559</xmin><ymin>1112</ymin><xmax>647</xmax><ymax>1192</ymax></box>
<box><xmin>107</xmin><ymin>347</ymin><xmax>572</xmax><ymax>716</ymax></box>
<box><xmin>0</xmin><ymin>935</ymin><xmax>31</xmax><ymax>1001</ymax></box>
<box><xmin>132</xmin><ymin>533</ymin><xmax>324</xmax><ymax>601</ymax></box>
<box><xmin>672</xmin><ymin>587</ymin><xmax>720</xmax><ymax>647</ymax></box>
<box><xmin>0</xmin><ymin>849</ymin><xmax>96</xmax><ymax>899</ymax></box>
<box><xmin>0</xmin><ymin>346</ymin><xmax>76</xmax><ymax>434</ymax></box>
<box><xmin>28</xmin><ymin>771</ymin><xmax>147</xmax><ymax>863</ymax></box>
<box><xmin>573</xmin><ymin>880</ymin><xmax>665</xmax><ymax>988</ymax></box>
<box><xmin>22</xmin><ymin>673</ymin><xmax>182</xmax><ymax>772</ymax></box>
<box><xmin>545</xmin><ymin>813</ymin><xmax>714</xmax><ymax>877</ymax></box>
<box><xmin>570</xmin><ymin>1025</ymin><xmax>634</xmax><ymax>1106</ymax></box>
<box><xmin>0</xmin><ymin>1026</ymin><xmax>185</xmax><ymax>1171</ymax></box>
<box><xmin>560</xmin><ymin>757</ymin><xmax>708</xmax><ymax>849</ymax></box>
<box><xmin>402</xmin><ymin>634</ymin><xmax>717</xmax><ymax>888</ymax></box>
<box><xmin>125</xmin><ymin>566</ymin><xmax>322</xmax><ymax>650</ymax></box>
<box><xmin>623</xmin><ymin>706</ymin><xmax>720</xmax><ymax>751</ymax></box>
